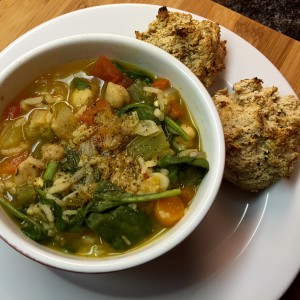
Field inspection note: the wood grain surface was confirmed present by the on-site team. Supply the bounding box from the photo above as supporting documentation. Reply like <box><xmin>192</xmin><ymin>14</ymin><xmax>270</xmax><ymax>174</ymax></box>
<box><xmin>0</xmin><ymin>0</ymin><xmax>299</xmax><ymax>97</ymax></box>
<box><xmin>0</xmin><ymin>0</ymin><xmax>299</xmax><ymax>299</ymax></box>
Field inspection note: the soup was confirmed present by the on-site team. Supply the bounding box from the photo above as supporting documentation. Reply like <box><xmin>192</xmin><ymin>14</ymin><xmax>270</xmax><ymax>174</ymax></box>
<box><xmin>0</xmin><ymin>55</ymin><xmax>209</xmax><ymax>257</ymax></box>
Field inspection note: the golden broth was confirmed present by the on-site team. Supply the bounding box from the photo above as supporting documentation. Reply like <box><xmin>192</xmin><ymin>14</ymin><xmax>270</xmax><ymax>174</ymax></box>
<box><xmin>0</xmin><ymin>56</ymin><xmax>207</xmax><ymax>257</ymax></box>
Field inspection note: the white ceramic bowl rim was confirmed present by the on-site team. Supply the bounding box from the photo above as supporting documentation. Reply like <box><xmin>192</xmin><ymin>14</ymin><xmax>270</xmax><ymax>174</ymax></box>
<box><xmin>0</xmin><ymin>33</ymin><xmax>225</xmax><ymax>273</ymax></box>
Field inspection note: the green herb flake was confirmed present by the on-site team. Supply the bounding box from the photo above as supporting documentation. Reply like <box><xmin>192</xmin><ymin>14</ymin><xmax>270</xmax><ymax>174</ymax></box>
<box><xmin>72</xmin><ymin>77</ymin><xmax>91</xmax><ymax>90</ymax></box>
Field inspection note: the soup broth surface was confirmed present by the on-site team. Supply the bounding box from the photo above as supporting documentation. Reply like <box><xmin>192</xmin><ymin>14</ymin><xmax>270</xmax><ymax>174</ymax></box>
<box><xmin>0</xmin><ymin>56</ymin><xmax>209</xmax><ymax>257</ymax></box>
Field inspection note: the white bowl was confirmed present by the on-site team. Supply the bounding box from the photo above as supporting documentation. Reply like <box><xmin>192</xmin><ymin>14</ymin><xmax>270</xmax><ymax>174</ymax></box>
<box><xmin>0</xmin><ymin>34</ymin><xmax>225</xmax><ymax>273</ymax></box>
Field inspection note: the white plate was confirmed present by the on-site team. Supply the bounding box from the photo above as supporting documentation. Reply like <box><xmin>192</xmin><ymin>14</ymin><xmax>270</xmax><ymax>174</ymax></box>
<box><xmin>0</xmin><ymin>4</ymin><xmax>299</xmax><ymax>300</ymax></box>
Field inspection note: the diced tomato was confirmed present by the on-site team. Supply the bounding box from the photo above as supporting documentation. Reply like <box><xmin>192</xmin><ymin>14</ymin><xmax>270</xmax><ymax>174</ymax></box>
<box><xmin>90</xmin><ymin>55</ymin><xmax>133</xmax><ymax>88</ymax></box>
<box><xmin>168</xmin><ymin>100</ymin><xmax>184</xmax><ymax>119</ymax></box>
<box><xmin>152</xmin><ymin>78</ymin><xmax>170</xmax><ymax>90</ymax></box>
<box><xmin>0</xmin><ymin>151</ymin><xmax>29</xmax><ymax>176</ymax></box>
<box><xmin>3</xmin><ymin>104</ymin><xmax>22</xmax><ymax>120</ymax></box>
<box><xmin>80</xmin><ymin>99</ymin><xmax>112</xmax><ymax>125</ymax></box>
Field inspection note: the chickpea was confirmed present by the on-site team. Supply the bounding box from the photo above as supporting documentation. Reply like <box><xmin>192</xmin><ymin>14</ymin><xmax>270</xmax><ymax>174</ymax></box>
<box><xmin>180</xmin><ymin>123</ymin><xmax>196</xmax><ymax>140</ymax></box>
<box><xmin>105</xmin><ymin>82</ymin><xmax>130</xmax><ymax>108</ymax></box>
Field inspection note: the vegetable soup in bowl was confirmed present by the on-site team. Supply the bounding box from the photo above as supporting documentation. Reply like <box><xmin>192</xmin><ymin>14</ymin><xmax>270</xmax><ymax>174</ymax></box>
<box><xmin>0</xmin><ymin>34</ymin><xmax>225</xmax><ymax>273</ymax></box>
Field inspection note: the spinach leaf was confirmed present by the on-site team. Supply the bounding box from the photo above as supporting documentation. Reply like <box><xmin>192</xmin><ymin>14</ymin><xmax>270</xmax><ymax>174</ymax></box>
<box><xmin>0</xmin><ymin>196</ymin><xmax>46</xmax><ymax>241</ymax></box>
<box><xmin>158</xmin><ymin>155</ymin><xmax>209</xmax><ymax>169</ymax></box>
<box><xmin>86</xmin><ymin>199</ymin><xmax>124</xmax><ymax>214</ymax></box>
<box><xmin>72</xmin><ymin>77</ymin><xmax>91</xmax><ymax>90</ymax></box>
<box><xmin>37</xmin><ymin>189</ymin><xmax>85</xmax><ymax>232</ymax></box>
<box><xmin>86</xmin><ymin>205</ymin><xmax>152</xmax><ymax>251</ymax></box>
<box><xmin>117</xmin><ymin>102</ymin><xmax>159</xmax><ymax>124</ymax></box>
<box><xmin>136</xmin><ymin>105</ymin><xmax>158</xmax><ymax>123</ymax></box>
<box><xmin>86</xmin><ymin>181</ymin><xmax>126</xmax><ymax>214</ymax></box>
<box><xmin>21</xmin><ymin>220</ymin><xmax>46</xmax><ymax>241</ymax></box>
<box><xmin>60</xmin><ymin>147</ymin><xmax>80</xmax><ymax>174</ymax></box>
<box><xmin>157</xmin><ymin>155</ymin><xmax>209</xmax><ymax>186</ymax></box>
<box><xmin>114</xmin><ymin>63</ymin><xmax>154</xmax><ymax>84</ymax></box>
<box><xmin>67</xmin><ymin>207</ymin><xmax>86</xmax><ymax>225</ymax></box>
<box><xmin>87</xmin><ymin>180</ymin><xmax>181</xmax><ymax>214</ymax></box>
<box><xmin>127</xmin><ymin>79</ymin><xmax>155</xmax><ymax>103</ymax></box>
<box><xmin>164</xmin><ymin>116</ymin><xmax>190</xmax><ymax>141</ymax></box>
<box><xmin>96</xmin><ymin>179</ymin><xmax>121</xmax><ymax>193</ymax></box>
<box><xmin>37</xmin><ymin>189</ymin><xmax>68</xmax><ymax>231</ymax></box>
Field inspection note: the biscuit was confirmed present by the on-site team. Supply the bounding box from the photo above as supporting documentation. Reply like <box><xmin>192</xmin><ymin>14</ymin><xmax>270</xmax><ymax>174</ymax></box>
<box><xmin>213</xmin><ymin>78</ymin><xmax>300</xmax><ymax>192</ymax></box>
<box><xmin>135</xmin><ymin>6</ymin><xmax>227</xmax><ymax>88</ymax></box>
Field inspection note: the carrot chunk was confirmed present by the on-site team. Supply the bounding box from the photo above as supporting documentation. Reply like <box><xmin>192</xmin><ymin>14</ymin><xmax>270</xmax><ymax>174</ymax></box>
<box><xmin>154</xmin><ymin>196</ymin><xmax>185</xmax><ymax>227</ymax></box>
<box><xmin>168</xmin><ymin>100</ymin><xmax>184</xmax><ymax>119</ymax></box>
<box><xmin>152</xmin><ymin>78</ymin><xmax>170</xmax><ymax>90</ymax></box>
<box><xmin>0</xmin><ymin>151</ymin><xmax>29</xmax><ymax>176</ymax></box>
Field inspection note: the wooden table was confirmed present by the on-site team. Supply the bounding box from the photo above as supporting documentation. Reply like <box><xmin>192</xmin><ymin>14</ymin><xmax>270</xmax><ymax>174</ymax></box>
<box><xmin>0</xmin><ymin>0</ymin><xmax>299</xmax><ymax>299</ymax></box>
<box><xmin>0</xmin><ymin>0</ymin><xmax>299</xmax><ymax>98</ymax></box>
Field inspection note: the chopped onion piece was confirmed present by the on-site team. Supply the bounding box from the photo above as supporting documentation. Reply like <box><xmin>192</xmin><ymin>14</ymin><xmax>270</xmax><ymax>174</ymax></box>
<box><xmin>135</xmin><ymin>120</ymin><xmax>160</xmax><ymax>136</ymax></box>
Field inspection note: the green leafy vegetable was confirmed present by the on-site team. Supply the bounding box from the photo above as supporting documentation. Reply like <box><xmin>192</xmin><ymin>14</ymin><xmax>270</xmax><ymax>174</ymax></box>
<box><xmin>15</xmin><ymin>185</ymin><xmax>36</xmax><ymax>208</ymax></box>
<box><xmin>1</xmin><ymin>179</ymin><xmax>181</xmax><ymax>250</ymax></box>
<box><xmin>86</xmin><ymin>205</ymin><xmax>152</xmax><ymax>251</ymax></box>
<box><xmin>157</xmin><ymin>154</ymin><xmax>209</xmax><ymax>186</ymax></box>
<box><xmin>85</xmin><ymin>180</ymin><xmax>180</xmax><ymax>249</ymax></box>
<box><xmin>158</xmin><ymin>155</ymin><xmax>209</xmax><ymax>169</ymax></box>
<box><xmin>87</xmin><ymin>180</ymin><xmax>181</xmax><ymax>214</ymax></box>
<box><xmin>127</xmin><ymin>79</ymin><xmax>155</xmax><ymax>103</ymax></box>
<box><xmin>95</xmin><ymin>188</ymin><xmax>182</xmax><ymax>203</ymax></box>
<box><xmin>32</xmin><ymin>130</ymin><xmax>58</xmax><ymax>159</ymax></box>
<box><xmin>0</xmin><ymin>196</ymin><xmax>46</xmax><ymax>241</ymax></box>
<box><xmin>114</xmin><ymin>63</ymin><xmax>154</xmax><ymax>84</ymax></box>
<box><xmin>37</xmin><ymin>188</ymin><xmax>68</xmax><ymax>231</ymax></box>
<box><xmin>66</xmin><ymin>207</ymin><xmax>86</xmax><ymax>225</ymax></box>
<box><xmin>117</xmin><ymin>102</ymin><xmax>159</xmax><ymax>123</ymax></box>
<box><xmin>127</xmin><ymin>130</ymin><xmax>172</xmax><ymax>160</ymax></box>
<box><xmin>72</xmin><ymin>77</ymin><xmax>91</xmax><ymax>90</ymax></box>
<box><xmin>41</xmin><ymin>128</ymin><xmax>58</xmax><ymax>142</ymax></box>
<box><xmin>23</xmin><ymin>126</ymin><xmax>57</xmax><ymax>144</ymax></box>
<box><xmin>37</xmin><ymin>189</ymin><xmax>84</xmax><ymax>232</ymax></box>
<box><xmin>42</xmin><ymin>161</ymin><xmax>59</xmax><ymax>187</ymax></box>
<box><xmin>164</xmin><ymin>116</ymin><xmax>190</xmax><ymax>142</ymax></box>
<box><xmin>60</xmin><ymin>147</ymin><xmax>80</xmax><ymax>174</ymax></box>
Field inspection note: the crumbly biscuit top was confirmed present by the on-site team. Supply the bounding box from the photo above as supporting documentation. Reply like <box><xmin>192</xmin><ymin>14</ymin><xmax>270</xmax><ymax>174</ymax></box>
<box><xmin>135</xmin><ymin>6</ymin><xmax>226</xmax><ymax>88</ymax></box>
<box><xmin>213</xmin><ymin>78</ymin><xmax>300</xmax><ymax>192</ymax></box>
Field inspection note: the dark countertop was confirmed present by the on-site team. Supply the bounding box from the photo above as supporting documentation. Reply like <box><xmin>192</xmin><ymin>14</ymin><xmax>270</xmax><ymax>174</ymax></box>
<box><xmin>213</xmin><ymin>1</ymin><xmax>300</xmax><ymax>299</ymax></box>
<box><xmin>213</xmin><ymin>0</ymin><xmax>300</xmax><ymax>40</ymax></box>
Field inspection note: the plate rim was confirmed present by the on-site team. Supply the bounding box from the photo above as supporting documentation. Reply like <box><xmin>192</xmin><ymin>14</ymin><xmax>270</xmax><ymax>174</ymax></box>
<box><xmin>0</xmin><ymin>3</ymin><xmax>299</xmax><ymax>300</ymax></box>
